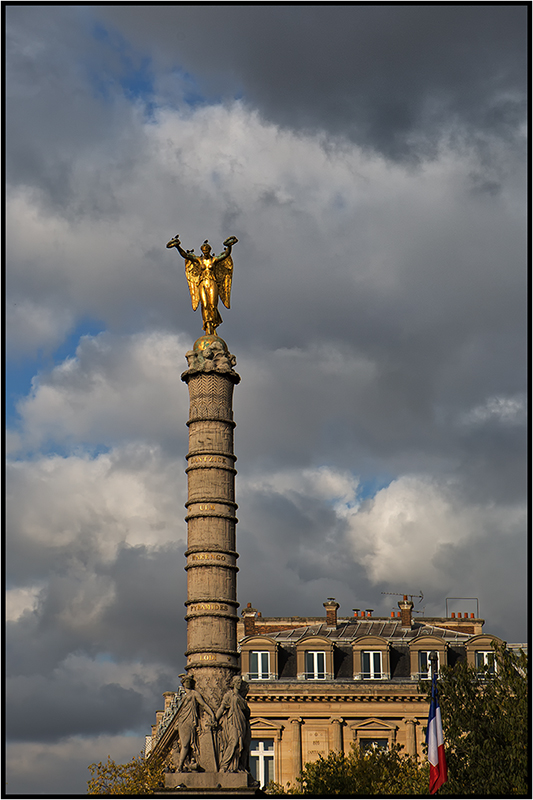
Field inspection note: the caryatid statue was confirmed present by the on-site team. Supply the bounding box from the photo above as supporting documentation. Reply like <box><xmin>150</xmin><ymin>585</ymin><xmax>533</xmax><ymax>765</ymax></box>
<box><xmin>215</xmin><ymin>676</ymin><xmax>251</xmax><ymax>773</ymax></box>
<box><xmin>174</xmin><ymin>674</ymin><xmax>216</xmax><ymax>772</ymax></box>
<box><xmin>166</xmin><ymin>234</ymin><xmax>238</xmax><ymax>335</ymax></box>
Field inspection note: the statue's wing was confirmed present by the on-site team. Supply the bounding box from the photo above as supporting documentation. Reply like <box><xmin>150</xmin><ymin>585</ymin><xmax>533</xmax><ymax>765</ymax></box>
<box><xmin>215</xmin><ymin>255</ymin><xmax>233</xmax><ymax>309</ymax></box>
<box><xmin>185</xmin><ymin>259</ymin><xmax>201</xmax><ymax>311</ymax></box>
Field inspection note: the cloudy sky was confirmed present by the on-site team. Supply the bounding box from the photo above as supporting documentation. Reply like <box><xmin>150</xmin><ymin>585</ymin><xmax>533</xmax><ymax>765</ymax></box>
<box><xmin>5</xmin><ymin>4</ymin><xmax>527</xmax><ymax>795</ymax></box>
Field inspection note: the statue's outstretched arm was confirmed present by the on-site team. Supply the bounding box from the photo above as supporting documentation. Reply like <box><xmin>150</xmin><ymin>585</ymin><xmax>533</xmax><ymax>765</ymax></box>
<box><xmin>215</xmin><ymin>236</ymin><xmax>238</xmax><ymax>262</ymax></box>
<box><xmin>166</xmin><ymin>234</ymin><xmax>199</xmax><ymax>262</ymax></box>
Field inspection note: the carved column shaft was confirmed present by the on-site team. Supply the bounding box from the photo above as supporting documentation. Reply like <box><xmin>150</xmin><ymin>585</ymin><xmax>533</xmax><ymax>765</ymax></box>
<box><xmin>181</xmin><ymin>337</ymin><xmax>241</xmax><ymax>712</ymax></box>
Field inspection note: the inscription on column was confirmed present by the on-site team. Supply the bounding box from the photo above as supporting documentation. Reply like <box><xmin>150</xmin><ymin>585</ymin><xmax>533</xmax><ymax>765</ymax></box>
<box><xmin>188</xmin><ymin>553</ymin><xmax>228</xmax><ymax>563</ymax></box>
<box><xmin>188</xmin><ymin>602</ymin><xmax>229</xmax><ymax>613</ymax></box>
<box><xmin>188</xmin><ymin>455</ymin><xmax>233</xmax><ymax>466</ymax></box>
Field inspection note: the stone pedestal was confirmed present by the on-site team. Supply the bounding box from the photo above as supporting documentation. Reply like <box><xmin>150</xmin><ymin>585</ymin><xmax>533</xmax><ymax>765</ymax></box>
<box><xmin>166</xmin><ymin>772</ymin><xmax>257</xmax><ymax>790</ymax></box>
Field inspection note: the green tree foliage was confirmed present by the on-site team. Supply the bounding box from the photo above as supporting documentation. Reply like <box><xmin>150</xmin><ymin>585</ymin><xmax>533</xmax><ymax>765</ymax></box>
<box><xmin>266</xmin><ymin>743</ymin><xmax>429</xmax><ymax>795</ymax></box>
<box><xmin>431</xmin><ymin>642</ymin><xmax>528</xmax><ymax>796</ymax></box>
<box><xmin>87</xmin><ymin>751</ymin><xmax>164</xmax><ymax>795</ymax></box>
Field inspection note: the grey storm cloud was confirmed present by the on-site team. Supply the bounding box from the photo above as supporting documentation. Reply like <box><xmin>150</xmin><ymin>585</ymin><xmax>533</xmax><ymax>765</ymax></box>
<box><xmin>7</xmin><ymin>675</ymin><xmax>146</xmax><ymax>742</ymax></box>
<box><xmin>97</xmin><ymin>4</ymin><xmax>527</xmax><ymax>159</ymax></box>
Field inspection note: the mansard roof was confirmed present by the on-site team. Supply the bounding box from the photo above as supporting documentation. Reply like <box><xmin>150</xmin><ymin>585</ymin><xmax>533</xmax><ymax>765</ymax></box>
<box><xmin>255</xmin><ymin>619</ymin><xmax>473</xmax><ymax>644</ymax></box>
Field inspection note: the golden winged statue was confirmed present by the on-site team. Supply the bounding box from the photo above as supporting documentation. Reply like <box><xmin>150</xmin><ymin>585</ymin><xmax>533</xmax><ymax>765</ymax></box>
<box><xmin>166</xmin><ymin>234</ymin><xmax>238</xmax><ymax>335</ymax></box>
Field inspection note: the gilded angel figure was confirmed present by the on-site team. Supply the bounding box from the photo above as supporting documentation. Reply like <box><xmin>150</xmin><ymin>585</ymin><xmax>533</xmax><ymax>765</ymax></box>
<box><xmin>166</xmin><ymin>234</ymin><xmax>238</xmax><ymax>335</ymax></box>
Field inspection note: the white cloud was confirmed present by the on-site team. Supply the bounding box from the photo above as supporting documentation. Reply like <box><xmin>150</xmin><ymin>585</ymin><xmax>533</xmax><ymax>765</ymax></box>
<box><xmin>7</xmin><ymin>96</ymin><xmax>524</xmax><ymax>357</ymax></box>
<box><xmin>345</xmin><ymin>475</ymin><xmax>526</xmax><ymax>592</ymax></box>
<box><xmin>7</xmin><ymin>444</ymin><xmax>187</xmax><ymax>568</ymax></box>
<box><xmin>6</xmin><ymin>585</ymin><xmax>42</xmax><ymax>621</ymax></box>
<box><xmin>459</xmin><ymin>393</ymin><xmax>526</xmax><ymax>426</ymax></box>
<box><xmin>6</xmin><ymin>298</ymin><xmax>74</xmax><ymax>358</ymax></box>
<box><xmin>12</xmin><ymin>331</ymin><xmax>190</xmax><ymax>452</ymax></box>
<box><xmin>242</xmin><ymin>465</ymin><xmax>360</xmax><ymax>517</ymax></box>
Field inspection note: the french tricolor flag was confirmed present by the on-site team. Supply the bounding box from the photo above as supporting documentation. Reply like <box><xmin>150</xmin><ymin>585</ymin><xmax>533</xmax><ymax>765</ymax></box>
<box><xmin>426</xmin><ymin>673</ymin><xmax>447</xmax><ymax>794</ymax></box>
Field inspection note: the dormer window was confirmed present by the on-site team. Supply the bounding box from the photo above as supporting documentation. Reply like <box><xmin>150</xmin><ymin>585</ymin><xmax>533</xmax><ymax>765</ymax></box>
<box><xmin>409</xmin><ymin>636</ymin><xmax>447</xmax><ymax>680</ymax></box>
<box><xmin>305</xmin><ymin>650</ymin><xmax>326</xmax><ymax>680</ymax></box>
<box><xmin>296</xmin><ymin>636</ymin><xmax>335</xmax><ymax>680</ymax></box>
<box><xmin>475</xmin><ymin>651</ymin><xmax>495</xmax><ymax>674</ymax></box>
<box><xmin>361</xmin><ymin>651</ymin><xmax>382</xmax><ymax>679</ymax></box>
<box><xmin>465</xmin><ymin>634</ymin><xmax>502</xmax><ymax>673</ymax></box>
<box><xmin>250</xmin><ymin>651</ymin><xmax>270</xmax><ymax>680</ymax></box>
<box><xmin>418</xmin><ymin>650</ymin><xmax>440</xmax><ymax>679</ymax></box>
<box><xmin>353</xmin><ymin>636</ymin><xmax>390</xmax><ymax>680</ymax></box>
<box><xmin>240</xmin><ymin>636</ymin><xmax>278</xmax><ymax>681</ymax></box>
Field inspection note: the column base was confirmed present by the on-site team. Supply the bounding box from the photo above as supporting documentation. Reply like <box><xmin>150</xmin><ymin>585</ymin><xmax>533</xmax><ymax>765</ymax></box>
<box><xmin>163</xmin><ymin>771</ymin><xmax>259</xmax><ymax>794</ymax></box>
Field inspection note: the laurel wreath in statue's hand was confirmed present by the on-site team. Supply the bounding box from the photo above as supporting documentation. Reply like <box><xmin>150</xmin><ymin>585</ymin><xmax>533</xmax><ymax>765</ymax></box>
<box><xmin>223</xmin><ymin>236</ymin><xmax>238</xmax><ymax>247</ymax></box>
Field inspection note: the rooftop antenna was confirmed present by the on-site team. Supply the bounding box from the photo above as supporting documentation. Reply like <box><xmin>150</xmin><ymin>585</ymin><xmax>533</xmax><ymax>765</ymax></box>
<box><xmin>381</xmin><ymin>590</ymin><xmax>424</xmax><ymax>604</ymax></box>
<box><xmin>445</xmin><ymin>597</ymin><xmax>479</xmax><ymax>618</ymax></box>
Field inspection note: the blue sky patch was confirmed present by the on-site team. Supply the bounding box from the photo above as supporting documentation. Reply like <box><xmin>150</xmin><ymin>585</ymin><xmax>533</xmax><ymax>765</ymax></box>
<box><xmin>6</xmin><ymin>318</ymin><xmax>106</xmax><ymax>430</ymax></box>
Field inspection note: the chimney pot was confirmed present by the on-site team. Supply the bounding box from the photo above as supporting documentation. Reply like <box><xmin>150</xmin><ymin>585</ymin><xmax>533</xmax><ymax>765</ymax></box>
<box><xmin>353</xmin><ymin>608</ymin><xmax>360</xmax><ymax>617</ymax></box>
<box><xmin>242</xmin><ymin>604</ymin><xmax>258</xmax><ymax>636</ymax></box>
<box><xmin>391</xmin><ymin>611</ymin><xmax>395</xmax><ymax>617</ymax></box>
<box><xmin>470</xmin><ymin>613</ymin><xmax>475</xmax><ymax>619</ymax></box>
<box><xmin>398</xmin><ymin>597</ymin><xmax>414</xmax><ymax>628</ymax></box>
<box><xmin>458</xmin><ymin>613</ymin><xmax>462</xmax><ymax>618</ymax></box>
<box><xmin>323</xmin><ymin>598</ymin><xmax>340</xmax><ymax>628</ymax></box>
<box><xmin>451</xmin><ymin>612</ymin><xmax>455</xmax><ymax>618</ymax></box>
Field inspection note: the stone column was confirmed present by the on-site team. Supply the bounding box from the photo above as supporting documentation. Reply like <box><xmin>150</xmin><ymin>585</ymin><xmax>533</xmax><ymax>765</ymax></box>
<box><xmin>291</xmin><ymin>718</ymin><xmax>303</xmax><ymax>777</ymax></box>
<box><xmin>181</xmin><ymin>335</ymin><xmax>241</xmax><ymax>711</ymax></box>
<box><xmin>403</xmin><ymin>718</ymin><xmax>418</xmax><ymax>756</ymax></box>
<box><xmin>330</xmin><ymin>717</ymin><xmax>343</xmax><ymax>753</ymax></box>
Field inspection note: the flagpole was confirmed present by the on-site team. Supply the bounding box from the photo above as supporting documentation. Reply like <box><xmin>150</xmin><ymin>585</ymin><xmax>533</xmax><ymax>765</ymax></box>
<box><xmin>426</xmin><ymin>654</ymin><xmax>448</xmax><ymax>795</ymax></box>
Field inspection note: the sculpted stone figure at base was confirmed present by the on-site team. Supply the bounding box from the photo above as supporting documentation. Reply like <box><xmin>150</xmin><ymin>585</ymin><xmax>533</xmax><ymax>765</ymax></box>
<box><xmin>166</xmin><ymin>234</ymin><xmax>238</xmax><ymax>335</ymax></box>
<box><xmin>215</xmin><ymin>676</ymin><xmax>251</xmax><ymax>773</ymax></box>
<box><xmin>175</xmin><ymin>674</ymin><xmax>215</xmax><ymax>772</ymax></box>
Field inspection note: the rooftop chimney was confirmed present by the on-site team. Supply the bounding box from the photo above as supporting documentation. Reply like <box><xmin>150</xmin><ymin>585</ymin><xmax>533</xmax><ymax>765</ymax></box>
<box><xmin>324</xmin><ymin>598</ymin><xmax>340</xmax><ymax>628</ymax></box>
<box><xmin>242</xmin><ymin>602</ymin><xmax>258</xmax><ymax>636</ymax></box>
<box><xmin>398</xmin><ymin>595</ymin><xmax>413</xmax><ymax>628</ymax></box>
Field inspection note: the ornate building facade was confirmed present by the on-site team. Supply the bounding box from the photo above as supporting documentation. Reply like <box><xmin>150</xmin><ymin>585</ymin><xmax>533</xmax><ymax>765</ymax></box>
<box><xmin>235</xmin><ymin>597</ymin><xmax>504</xmax><ymax>789</ymax></box>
